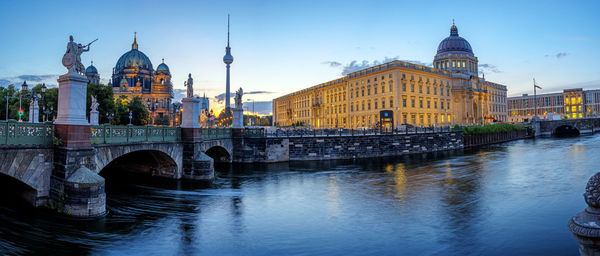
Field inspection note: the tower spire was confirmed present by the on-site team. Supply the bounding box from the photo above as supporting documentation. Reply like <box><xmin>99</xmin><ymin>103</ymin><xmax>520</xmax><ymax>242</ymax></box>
<box><xmin>132</xmin><ymin>32</ymin><xmax>138</xmax><ymax>50</ymax></box>
<box><xmin>227</xmin><ymin>14</ymin><xmax>230</xmax><ymax>48</ymax></box>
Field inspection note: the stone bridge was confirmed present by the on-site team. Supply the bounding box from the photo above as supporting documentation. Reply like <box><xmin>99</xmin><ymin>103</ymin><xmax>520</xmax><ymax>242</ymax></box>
<box><xmin>534</xmin><ymin>118</ymin><xmax>600</xmax><ymax>136</ymax></box>
<box><xmin>0</xmin><ymin>121</ymin><xmax>466</xmax><ymax>218</ymax></box>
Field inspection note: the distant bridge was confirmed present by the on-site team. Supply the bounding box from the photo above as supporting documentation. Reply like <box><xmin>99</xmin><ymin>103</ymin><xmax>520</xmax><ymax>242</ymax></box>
<box><xmin>534</xmin><ymin>118</ymin><xmax>600</xmax><ymax>136</ymax></box>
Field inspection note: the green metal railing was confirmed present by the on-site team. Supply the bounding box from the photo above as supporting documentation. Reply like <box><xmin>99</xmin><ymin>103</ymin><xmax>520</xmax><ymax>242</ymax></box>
<box><xmin>91</xmin><ymin>125</ymin><xmax>181</xmax><ymax>144</ymax></box>
<box><xmin>200</xmin><ymin>128</ymin><xmax>232</xmax><ymax>140</ymax></box>
<box><xmin>0</xmin><ymin>120</ymin><xmax>53</xmax><ymax>145</ymax></box>
<box><xmin>244</xmin><ymin>128</ymin><xmax>265</xmax><ymax>138</ymax></box>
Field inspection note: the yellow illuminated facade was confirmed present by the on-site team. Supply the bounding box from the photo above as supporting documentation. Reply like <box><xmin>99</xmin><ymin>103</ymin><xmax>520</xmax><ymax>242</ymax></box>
<box><xmin>273</xmin><ymin>23</ymin><xmax>508</xmax><ymax>128</ymax></box>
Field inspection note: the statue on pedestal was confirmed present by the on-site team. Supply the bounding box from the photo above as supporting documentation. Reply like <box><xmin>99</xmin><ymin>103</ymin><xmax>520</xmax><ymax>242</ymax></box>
<box><xmin>234</xmin><ymin>87</ymin><xmax>243</xmax><ymax>109</ymax></box>
<box><xmin>62</xmin><ymin>35</ymin><xmax>97</xmax><ymax>74</ymax></box>
<box><xmin>184</xmin><ymin>73</ymin><xmax>193</xmax><ymax>98</ymax></box>
<box><xmin>91</xmin><ymin>96</ymin><xmax>99</xmax><ymax>111</ymax></box>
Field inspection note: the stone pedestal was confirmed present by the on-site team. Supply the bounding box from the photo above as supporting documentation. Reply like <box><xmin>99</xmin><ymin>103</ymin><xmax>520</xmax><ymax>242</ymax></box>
<box><xmin>29</xmin><ymin>101</ymin><xmax>39</xmax><ymax>123</ymax></box>
<box><xmin>181</xmin><ymin>97</ymin><xmax>201</xmax><ymax>128</ymax></box>
<box><xmin>54</xmin><ymin>72</ymin><xmax>90</xmax><ymax>147</ymax></box>
<box><xmin>89</xmin><ymin>110</ymin><xmax>99</xmax><ymax>125</ymax></box>
<box><xmin>569</xmin><ymin>172</ymin><xmax>600</xmax><ymax>255</ymax></box>
<box><xmin>232</xmin><ymin>107</ymin><xmax>244</xmax><ymax>128</ymax></box>
<box><xmin>55</xmin><ymin>72</ymin><xmax>89</xmax><ymax>125</ymax></box>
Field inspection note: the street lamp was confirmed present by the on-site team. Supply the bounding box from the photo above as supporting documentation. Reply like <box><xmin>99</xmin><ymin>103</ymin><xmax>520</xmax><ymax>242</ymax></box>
<box><xmin>247</xmin><ymin>98</ymin><xmax>256</xmax><ymax>126</ymax></box>
<box><xmin>147</xmin><ymin>99</ymin><xmax>158</xmax><ymax>125</ymax></box>
<box><xmin>19</xmin><ymin>81</ymin><xmax>27</xmax><ymax>122</ymax></box>
<box><xmin>5</xmin><ymin>87</ymin><xmax>12</xmax><ymax>121</ymax></box>
<box><xmin>43</xmin><ymin>105</ymin><xmax>53</xmax><ymax>122</ymax></box>
<box><xmin>106</xmin><ymin>112</ymin><xmax>114</xmax><ymax>124</ymax></box>
<box><xmin>128</xmin><ymin>111</ymin><xmax>133</xmax><ymax>125</ymax></box>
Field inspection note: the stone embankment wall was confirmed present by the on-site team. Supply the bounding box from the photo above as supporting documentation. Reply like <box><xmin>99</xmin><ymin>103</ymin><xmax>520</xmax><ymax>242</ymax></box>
<box><xmin>463</xmin><ymin>130</ymin><xmax>528</xmax><ymax>148</ymax></box>
<box><xmin>234</xmin><ymin>132</ymin><xmax>463</xmax><ymax>162</ymax></box>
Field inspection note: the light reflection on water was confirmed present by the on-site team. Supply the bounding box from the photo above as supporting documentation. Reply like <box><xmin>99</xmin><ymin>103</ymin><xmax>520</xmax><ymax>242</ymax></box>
<box><xmin>1</xmin><ymin>135</ymin><xmax>600</xmax><ymax>255</ymax></box>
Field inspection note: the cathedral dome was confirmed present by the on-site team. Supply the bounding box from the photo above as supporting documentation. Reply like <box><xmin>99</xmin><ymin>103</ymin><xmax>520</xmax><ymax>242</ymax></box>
<box><xmin>436</xmin><ymin>24</ymin><xmax>473</xmax><ymax>55</ymax></box>
<box><xmin>156</xmin><ymin>59</ymin><xmax>169</xmax><ymax>73</ymax></box>
<box><xmin>114</xmin><ymin>35</ymin><xmax>153</xmax><ymax>72</ymax></box>
<box><xmin>85</xmin><ymin>63</ymin><xmax>98</xmax><ymax>74</ymax></box>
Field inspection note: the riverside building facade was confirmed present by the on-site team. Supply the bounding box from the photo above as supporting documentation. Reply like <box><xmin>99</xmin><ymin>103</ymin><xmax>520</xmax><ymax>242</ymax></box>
<box><xmin>273</xmin><ymin>23</ymin><xmax>508</xmax><ymax>128</ymax></box>
<box><xmin>507</xmin><ymin>88</ymin><xmax>600</xmax><ymax>123</ymax></box>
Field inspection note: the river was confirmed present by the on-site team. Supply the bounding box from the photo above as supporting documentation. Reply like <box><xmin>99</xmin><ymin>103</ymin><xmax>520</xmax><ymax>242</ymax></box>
<box><xmin>0</xmin><ymin>134</ymin><xmax>597</xmax><ymax>255</ymax></box>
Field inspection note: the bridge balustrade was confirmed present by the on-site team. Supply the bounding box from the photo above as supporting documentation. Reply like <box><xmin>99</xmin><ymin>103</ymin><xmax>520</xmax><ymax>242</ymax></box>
<box><xmin>244</xmin><ymin>128</ymin><xmax>265</xmax><ymax>138</ymax></box>
<box><xmin>90</xmin><ymin>125</ymin><xmax>181</xmax><ymax>144</ymax></box>
<box><xmin>0</xmin><ymin>120</ymin><xmax>53</xmax><ymax>145</ymax></box>
<box><xmin>200</xmin><ymin>128</ymin><xmax>232</xmax><ymax>140</ymax></box>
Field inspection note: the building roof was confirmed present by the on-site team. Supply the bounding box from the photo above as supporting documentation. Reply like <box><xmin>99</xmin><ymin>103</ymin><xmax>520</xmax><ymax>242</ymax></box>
<box><xmin>436</xmin><ymin>23</ymin><xmax>474</xmax><ymax>55</ymax></box>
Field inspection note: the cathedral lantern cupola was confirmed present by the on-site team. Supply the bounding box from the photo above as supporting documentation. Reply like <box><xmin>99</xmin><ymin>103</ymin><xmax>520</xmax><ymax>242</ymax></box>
<box><xmin>434</xmin><ymin>20</ymin><xmax>478</xmax><ymax>76</ymax></box>
<box><xmin>85</xmin><ymin>61</ymin><xmax>100</xmax><ymax>84</ymax></box>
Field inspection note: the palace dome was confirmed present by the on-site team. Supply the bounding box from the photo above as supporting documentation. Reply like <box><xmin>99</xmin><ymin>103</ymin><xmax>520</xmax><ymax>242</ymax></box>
<box><xmin>115</xmin><ymin>35</ymin><xmax>153</xmax><ymax>72</ymax></box>
<box><xmin>436</xmin><ymin>24</ymin><xmax>473</xmax><ymax>55</ymax></box>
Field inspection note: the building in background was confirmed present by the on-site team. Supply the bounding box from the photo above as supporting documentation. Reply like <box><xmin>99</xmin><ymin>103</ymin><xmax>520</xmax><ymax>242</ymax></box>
<box><xmin>85</xmin><ymin>61</ymin><xmax>100</xmax><ymax>84</ymax></box>
<box><xmin>110</xmin><ymin>34</ymin><xmax>173</xmax><ymax>123</ymax></box>
<box><xmin>508</xmin><ymin>88</ymin><xmax>600</xmax><ymax>122</ymax></box>
<box><xmin>273</xmin><ymin>23</ymin><xmax>508</xmax><ymax>128</ymax></box>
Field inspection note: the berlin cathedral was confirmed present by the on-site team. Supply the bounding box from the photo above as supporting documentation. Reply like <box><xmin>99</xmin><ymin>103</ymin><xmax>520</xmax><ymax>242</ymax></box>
<box><xmin>85</xmin><ymin>34</ymin><xmax>173</xmax><ymax>122</ymax></box>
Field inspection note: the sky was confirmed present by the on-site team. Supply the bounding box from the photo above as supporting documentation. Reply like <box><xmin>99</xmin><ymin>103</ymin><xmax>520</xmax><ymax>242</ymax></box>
<box><xmin>0</xmin><ymin>0</ymin><xmax>599</xmax><ymax>114</ymax></box>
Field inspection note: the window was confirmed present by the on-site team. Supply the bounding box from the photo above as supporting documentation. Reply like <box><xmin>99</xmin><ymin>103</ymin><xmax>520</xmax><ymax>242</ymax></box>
<box><xmin>356</xmin><ymin>91</ymin><xmax>359</xmax><ymax>98</ymax></box>
<box><xmin>419</xmin><ymin>100</ymin><xmax>423</xmax><ymax>108</ymax></box>
<box><xmin>411</xmin><ymin>99</ymin><xmax>415</xmax><ymax>108</ymax></box>
<box><xmin>403</xmin><ymin>115</ymin><xmax>408</xmax><ymax>124</ymax></box>
<box><xmin>374</xmin><ymin>77</ymin><xmax>377</xmax><ymax>82</ymax></box>
<box><xmin>368</xmin><ymin>102</ymin><xmax>371</xmax><ymax>110</ymax></box>
<box><xmin>427</xmin><ymin>86</ymin><xmax>430</xmax><ymax>94</ymax></box>
<box><xmin>434</xmin><ymin>87</ymin><xmax>437</xmax><ymax>95</ymax></box>
<box><xmin>389</xmin><ymin>99</ymin><xmax>393</xmax><ymax>108</ymax></box>
<box><xmin>402</xmin><ymin>83</ymin><xmax>406</xmax><ymax>91</ymax></box>
<box><xmin>402</xmin><ymin>98</ymin><xmax>407</xmax><ymax>107</ymax></box>
<box><xmin>411</xmin><ymin>114</ymin><xmax>416</xmax><ymax>124</ymax></box>
<box><xmin>374</xmin><ymin>102</ymin><xmax>378</xmax><ymax>109</ymax></box>
<box><xmin>374</xmin><ymin>87</ymin><xmax>378</xmax><ymax>94</ymax></box>
<box><xmin>411</xmin><ymin>84</ymin><xmax>415</xmax><ymax>92</ymax></box>
<box><xmin>389</xmin><ymin>74</ymin><xmax>393</xmax><ymax>78</ymax></box>
<box><xmin>434</xmin><ymin>101</ymin><xmax>437</xmax><ymax>109</ymax></box>
<box><xmin>361</xmin><ymin>89</ymin><xmax>364</xmax><ymax>97</ymax></box>
<box><xmin>382</xmin><ymin>86</ymin><xmax>385</xmax><ymax>93</ymax></box>
<box><xmin>441</xmin><ymin>101</ymin><xmax>444</xmax><ymax>109</ymax></box>
<box><xmin>427</xmin><ymin>101</ymin><xmax>430</xmax><ymax>109</ymax></box>
<box><xmin>389</xmin><ymin>84</ymin><xmax>392</xmax><ymax>92</ymax></box>
<box><xmin>350</xmin><ymin>104</ymin><xmax>354</xmax><ymax>112</ymax></box>
<box><xmin>419</xmin><ymin>86</ymin><xmax>423</xmax><ymax>93</ymax></box>
<box><xmin>382</xmin><ymin>100</ymin><xmax>385</xmax><ymax>108</ymax></box>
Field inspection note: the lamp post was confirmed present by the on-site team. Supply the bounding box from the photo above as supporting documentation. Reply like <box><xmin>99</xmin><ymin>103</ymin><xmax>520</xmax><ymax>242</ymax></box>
<box><xmin>247</xmin><ymin>98</ymin><xmax>256</xmax><ymax>126</ymax></box>
<box><xmin>106</xmin><ymin>112</ymin><xmax>114</xmax><ymax>125</ymax></box>
<box><xmin>43</xmin><ymin>105</ymin><xmax>53</xmax><ymax>122</ymax></box>
<box><xmin>19</xmin><ymin>81</ymin><xmax>28</xmax><ymax>122</ymax></box>
<box><xmin>147</xmin><ymin>99</ymin><xmax>158</xmax><ymax>125</ymax></box>
<box><xmin>5</xmin><ymin>87</ymin><xmax>12</xmax><ymax>121</ymax></box>
<box><xmin>128</xmin><ymin>111</ymin><xmax>132</xmax><ymax>125</ymax></box>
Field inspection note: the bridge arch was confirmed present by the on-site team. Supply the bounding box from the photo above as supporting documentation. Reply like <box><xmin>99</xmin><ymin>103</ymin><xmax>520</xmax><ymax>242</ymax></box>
<box><xmin>554</xmin><ymin>124</ymin><xmax>580</xmax><ymax>137</ymax></box>
<box><xmin>205</xmin><ymin>146</ymin><xmax>231</xmax><ymax>163</ymax></box>
<box><xmin>94</xmin><ymin>143</ymin><xmax>183</xmax><ymax>179</ymax></box>
<box><xmin>0</xmin><ymin>172</ymin><xmax>40</xmax><ymax>207</ymax></box>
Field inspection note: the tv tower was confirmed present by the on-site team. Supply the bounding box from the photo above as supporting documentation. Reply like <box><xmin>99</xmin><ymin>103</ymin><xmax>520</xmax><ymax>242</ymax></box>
<box><xmin>223</xmin><ymin>14</ymin><xmax>234</xmax><ymax>110</ymax></box>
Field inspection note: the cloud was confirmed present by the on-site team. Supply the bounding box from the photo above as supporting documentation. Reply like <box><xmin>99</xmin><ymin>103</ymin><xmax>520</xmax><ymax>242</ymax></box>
<box><xmin>213</xmin><ymin>91</ymin><xmax>274</xmax><ymax>103</ymax></box>
<box><xmin>545</xmin><ymin>52</ymin><xmax>569</xmax><ymax>59</ymax></box>
<box><xmin>478</xmin><ymin>63</ymin><xmax>501</xmax><ymax>74</ymax></box>
<box><xmin>321</xmin><ymin>61</ymin><xmax>342</xmax><ymax>67</ymax></box>
<box><xmin>0</xmin><ymin>74</ymin><xmax>59</xmax><ymax>88</ymax></box>
<box><xmin>339</xmin><ymin>57</ymin><xmax>431</xmax><ymax>75</ymax></box>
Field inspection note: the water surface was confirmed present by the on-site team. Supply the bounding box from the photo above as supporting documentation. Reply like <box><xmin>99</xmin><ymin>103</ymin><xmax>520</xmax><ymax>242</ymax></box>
<box><xmin>1</xmin><ymin>135</ymin><xmax>597</xmax><ymax>255</ymax></box>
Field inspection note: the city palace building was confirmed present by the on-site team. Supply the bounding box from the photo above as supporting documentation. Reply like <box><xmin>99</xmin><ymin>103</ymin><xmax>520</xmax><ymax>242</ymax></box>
<box><xmin>273</xmin><ymin>23</ymin><xmax>508</xmax><ymax>129</ymax></box>
<box><xmin>108</xmin><ymin>34</ymin><xmax>173</xmax><ymax>121</ymax></box>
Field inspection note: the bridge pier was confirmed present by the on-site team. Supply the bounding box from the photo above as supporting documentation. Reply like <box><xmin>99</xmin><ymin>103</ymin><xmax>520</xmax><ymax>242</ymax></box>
<box><xmin>181</xmin><ymin>128</ymin><xmax>214</xmax><ymax>181</ymax></box>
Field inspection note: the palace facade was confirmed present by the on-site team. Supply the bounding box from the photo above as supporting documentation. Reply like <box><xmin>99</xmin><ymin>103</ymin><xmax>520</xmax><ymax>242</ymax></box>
<box><xmin>108</xmin><ymin>34</ymin><xmax>174</xmax><ymax>122</ymax></box>
<box><xmin>273</xmin><ymin>23</ymin><xmax>508</xmax><ymax>128</ymax></box>
<box><xmin>508</xmin><ymin>88</ymin><xmax>600</xmax><ymax>123</ymax></box>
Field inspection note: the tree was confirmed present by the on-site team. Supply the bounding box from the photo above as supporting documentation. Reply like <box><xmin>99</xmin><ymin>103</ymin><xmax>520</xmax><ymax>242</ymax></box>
<box><xmin>154</xmin><ymin>115</ymin><xmax>170</xmax><ymax>126</ymax></box>
<box><xmin>87</xmin><ymin>83</ymin><xmax>115</xmax><ymax>124</ymax></box>
<box><xmin>216</xmin><ymin>108</ymin><xmax>232</xmax><ymax>127</ymax></box>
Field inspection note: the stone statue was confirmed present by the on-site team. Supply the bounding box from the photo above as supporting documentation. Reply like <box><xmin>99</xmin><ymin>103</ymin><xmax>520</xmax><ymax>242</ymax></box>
<box><xmin>90</xmin><ymin>95</ymin><xmax>99</xmax><ymax>111</ymax></box>
<box><xmin>234</xmin><ymin>87</ymin><xmax>243</xmax><ymax>109</ymax></box>
<box><xmin>184</xmin><ymin>73</ymin><xmax>193</xmax><ymax>98</ymax></box>
<box><xmin>62</xmin><ymin>35</ymin><xmax>97</xmax><ymax>74</ymax></box>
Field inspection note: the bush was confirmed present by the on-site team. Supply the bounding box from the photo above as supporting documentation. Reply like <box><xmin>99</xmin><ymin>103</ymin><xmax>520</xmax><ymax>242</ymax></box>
<box><xmin>462</xmin><ymin>124</ymin><xmax>524</xmax><ymax>135</ymax></box>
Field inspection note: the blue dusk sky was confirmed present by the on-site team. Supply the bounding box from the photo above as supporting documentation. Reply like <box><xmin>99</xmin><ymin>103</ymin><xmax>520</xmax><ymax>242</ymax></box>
<box><xmin>0</xmin><ymin>0</ymin><xmax>599</xmax><ymax>112</ymax></box>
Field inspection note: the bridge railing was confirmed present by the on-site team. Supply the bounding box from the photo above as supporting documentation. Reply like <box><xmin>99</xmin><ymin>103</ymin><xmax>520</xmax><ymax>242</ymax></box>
<box><xmin>90</xmin><ymin>125</ymin><xmax>181</xmax><ymax>144</ymax></box>
<box><xmin>0</xmin><ymin>120</ymin><xmax>53</xmax><ymax>145</ymax></box>
<box><xmin>244</xmin><ymin>128</ymin><xmax>265</xmax><ymax>138</ymax></box>
<box><xmin>265</xmin><ymin>126</ymin><xmax>454</xmax><ymax>138</ymax></box>
<box><xmin>200</xmin><ymin>128</ymin><xmax>232</xmax><ymax>140</ymax></box>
